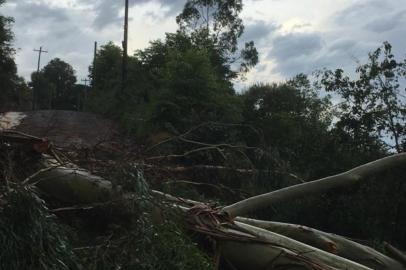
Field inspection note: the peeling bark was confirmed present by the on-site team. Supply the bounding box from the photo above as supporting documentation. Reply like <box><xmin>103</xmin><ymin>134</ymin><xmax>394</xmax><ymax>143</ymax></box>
<box><xmin>236</xmin><ymin>217</ymin><xmax>404</xmax><ymax>270</ymax></box>
<box><xmin>18</xmin><ymin>148</ymin><xmax>406</xmax><ymax>270</ymax></box>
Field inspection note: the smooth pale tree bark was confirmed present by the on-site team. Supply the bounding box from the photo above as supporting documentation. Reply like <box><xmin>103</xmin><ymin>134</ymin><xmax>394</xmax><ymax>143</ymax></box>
<box><xmin>384</xmin><ymin>242</ymin><xmax>406</xmax><ymax>267</ymax></box>
<box><xmin>174</xmin><ymin>205</ymin><xmax>372</xmax><ymax>270</ymax></box>
<box><xmin>153</xmin><ymin>191</ymin><xmax>402</xmax><ymax>269</ymax></box>
<box><xmin>221</xmin><ymin>221</ymin><xmax>373</xmax><ymax>270</ymax></box>
<box><xmin>222</xmin><ymin>153</ymin><xmax>406</xmax><ymax>218</ymax></box>
<box><xmin>29</xmin><ymin>158</ymin><xmax>112</xmax><ymax>204</ymax></box>
<box><xmin>236</xmin><ymin>217</ymin><xmax>404</xmax><ymax>270</ymax></box>
<box><xmin>26</xmin><ymin>154</ymin><xmax>406</xmax><ymax>270</ymax></box>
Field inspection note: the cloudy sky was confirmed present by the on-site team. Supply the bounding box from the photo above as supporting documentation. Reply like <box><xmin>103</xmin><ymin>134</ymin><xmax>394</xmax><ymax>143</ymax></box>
<box><xmin>2</xmin><ymin>0</ymin><xmax>406</xmax><ymax>89</ymax></box>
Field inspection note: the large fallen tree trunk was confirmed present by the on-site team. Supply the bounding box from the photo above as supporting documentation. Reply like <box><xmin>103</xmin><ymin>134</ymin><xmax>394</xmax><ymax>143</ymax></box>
<box><xmin>2</xmin><ymin>116</ymin><xmax>406</xmax><ymax>270</ymax></box>
<box><xmin>235</xmin><ymin>217</ymin><xmax>404</xmax><ymax>270</ymax></box>
<box><xmin>25</xmin><ymin>149</ymin><xmax>406</xmax><ymax>270</ymax></box>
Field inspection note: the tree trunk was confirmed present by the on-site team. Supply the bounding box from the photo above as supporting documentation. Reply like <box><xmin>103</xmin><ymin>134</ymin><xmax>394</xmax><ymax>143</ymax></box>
<box><xmin>221</xmin><ymin>153</ymin><xmax>406</xmax><ymax>217</ymax></box>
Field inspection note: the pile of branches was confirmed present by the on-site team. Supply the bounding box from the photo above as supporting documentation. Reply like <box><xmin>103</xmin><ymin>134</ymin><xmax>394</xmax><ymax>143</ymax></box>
<box><xmin>1</xmin><ymin>123</ymin><xmax>406</xmax><ymax>269</ymax></box>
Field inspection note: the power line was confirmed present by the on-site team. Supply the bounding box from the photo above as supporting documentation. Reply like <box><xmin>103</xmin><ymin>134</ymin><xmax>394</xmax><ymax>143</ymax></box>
<box><xmin>81</xmin><ymin>78</ymin><xmax>89</xmax><ymax>87</ymax></box>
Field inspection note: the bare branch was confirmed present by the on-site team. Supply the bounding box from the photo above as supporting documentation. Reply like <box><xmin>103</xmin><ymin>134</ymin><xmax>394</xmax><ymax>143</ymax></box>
<box><xmin>221</xmin><ymin>153</ymin><xmax>406</xmax><ymax>217</ymax></box>
<box><xmin>384</xmin><ymin>242</ymin><xmax>406</xmax><ymax>266</ymax></box>
<box><xmin>236</xmin><ymin>217</ymin><xmax>404</xmax><ymax>270</ymax></box>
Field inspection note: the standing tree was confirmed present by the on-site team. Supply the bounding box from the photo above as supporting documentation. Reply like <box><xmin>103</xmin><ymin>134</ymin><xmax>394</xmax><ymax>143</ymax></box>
<box><xmin>30</xmin><ymin>58</ymin><xmax>77</xmax><ymax>110</ymax></box>
<box><xmin>242</xmin><ymin>76</ymin><xmax>333</xmax><ymax>178</ymax></box>
<box><xmin>0</xmin><ymin>0</ymin><xmax>30</xmax><ymax>111</ymax></box>
<box><xmin>319</xmin><ymin>42</ymin><xmax>406</xmax><ymax>153</ymax></box>
<box><xmin>87</xmin><ymin>42</ymin><xmax>123</xmax><ymax>115</ymax></box>
<box><xmin>176</xmin><ymin>0</ymin><xmax>258</xmax><ymax>79</ymax></box>
<box><xmin>0</xmin><ymin>0</ymin><xmax>15</xmax><ymax>90</ymax></box>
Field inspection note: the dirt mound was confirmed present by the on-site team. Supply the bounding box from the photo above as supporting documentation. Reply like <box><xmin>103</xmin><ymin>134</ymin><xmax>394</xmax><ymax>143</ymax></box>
<box><xmin>0</xmin><ymin>110</ymin><xmax>119</xmax><ymax>148</ymax></box>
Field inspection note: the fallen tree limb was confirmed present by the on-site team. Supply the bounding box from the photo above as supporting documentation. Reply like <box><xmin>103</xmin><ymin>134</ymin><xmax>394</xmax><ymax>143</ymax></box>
<box><xmin>222</xmin><ymin>153</ymin><xmax>406</xmax><ymax>217</ymax></box>
<box><xmin>222</xmin><ymin>221</ymin><xmax>373</xmax><ymax>270</ymax></box>
<box><xmin>142</xmin><ymin>163</ymin><xmax>304</xmax><ymax>184</ymax></box>
<box><xmin>33</xmin><ymin>158</ymin><xmax>112</xmax><ymax>204</ymax></box>
<box><xmin>20</xmin><ymin>153</ymin><xmax>406</xmax><ymax>270</ymax></box>
<box><xmin>384</xmin><ymin>242</ymin><xmax>406</xmax><ymax>266</ymax></box>
<box><xmin>145</xmin><ymin>121</ymin><xmax>261</xmax><ymax>153</ymax></box>
<box><xmin>142</xmin><ymin>163</ymin><xmax>258</xmax><ymax>174</ymax></box>
<box><xmin>236</xmin><ymin>217</ymin><xmax>404</xmax><ymax>270</ymax></box>
<box><xmin>182</xmin><ymin>204</ymin><xmax>371</xmax><ymax>270</ymax></box>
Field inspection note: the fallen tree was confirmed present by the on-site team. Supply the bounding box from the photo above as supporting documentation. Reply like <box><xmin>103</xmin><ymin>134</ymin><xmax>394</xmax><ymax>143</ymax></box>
<box><xmin>1</xmin><ymin>112</ymin><xmax>406</xmax><ymax>270</ymax></box>
<box><xmin>7</xmin><ymin>139</ymin><xmax>405</xmax><ymax>269</ymax></box>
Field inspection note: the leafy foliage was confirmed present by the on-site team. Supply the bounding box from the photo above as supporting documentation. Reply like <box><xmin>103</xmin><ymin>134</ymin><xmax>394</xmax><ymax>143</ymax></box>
<box><xmin>0</xmin><ymin>0</ymin><xmax>30</xmax><ymax>111</ymax></box>
<box><xmin>87</xmin><ymin>35</ymin><xmax>243</xmax><ymax>136</ymax></box>
<box><xmin>242</xmin><ymin>75</ymin><xmax>334</xmax><ymax>177</ymax></box>
<box><xmin>75</xmin><ymin>166</ymin><xmax>214</xmax><ymax>270</ymax></box>
<box><xmin>30</xmin><ymin>58</ymin><xmax>78</xmax><ymax>110</ymax></box>
<box><xmin>0</xmin><ymin>186</ymin><xmax>80</xmax><ymax>270</ymax></box>
<box><xmin>87</xmin><ymin>42</ymin><xmax>123</xmax><ymax>115</ymax></box>
<box><xmin>319</xmin><ymin>42</ymin><xmax>406</xmax><ymax>153</ymax></box>
<box><xmin>177</xmin><ymin>0</ymin><xmax>258</xmax><ymax>78</ymax></box>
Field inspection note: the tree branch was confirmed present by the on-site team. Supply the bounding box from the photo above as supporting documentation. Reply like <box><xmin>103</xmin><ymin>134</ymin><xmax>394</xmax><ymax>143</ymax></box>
<box><xmin>236</xmin><ymin>217</ymin><xmax>404</xmax><ymax>270</ymax></box>
<box><xmin>221</xmin><ymin>153</ymin><xmax>406</xmax><ymax>217</ymax></box>
<box><xmin>384</xmin><ymin>242</ymin><xmax>406</xmax><ymax>266</ymax></box>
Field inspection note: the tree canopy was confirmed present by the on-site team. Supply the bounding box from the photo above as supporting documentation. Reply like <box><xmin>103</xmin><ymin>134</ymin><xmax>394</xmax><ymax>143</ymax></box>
<box><xmin>30</xmin><ymin>58</ymin><xmax>78</xmax><ymax>110</ymax></box>
<box><xmin>0</xmin><ymin>0</ymin><xmax>29</xmax><ymax>111</ymax></box>
<box><xmin>176</xmin><ymin>0</ymin><xmax>258</xmax><ymax>79</ymax></box>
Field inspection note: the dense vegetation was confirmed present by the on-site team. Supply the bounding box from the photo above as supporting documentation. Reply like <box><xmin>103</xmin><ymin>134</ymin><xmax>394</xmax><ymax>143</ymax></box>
<box><xmin>1</xmin><ymin>0</ymin><xmax>406</xmax><ymax>269</ymax></box>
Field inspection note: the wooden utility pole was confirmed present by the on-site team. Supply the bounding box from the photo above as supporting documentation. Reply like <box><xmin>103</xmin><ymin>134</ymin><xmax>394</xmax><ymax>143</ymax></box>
<box><xmin>81</xmin><ymin>78</ymin><xmax>89</xmax><ymax>100</ymax></box>
<box><xmin>121</xmin><ymin>0</ymin><xmax>129</xmax><ymax>93</ymax></box>
<box><xmin>78</xmin><ymin>78</ymin><xmax>89</xmax><ymax>111</ymax></box>
<box><xmin>33</xmin><ymin>46</ymin><xmax>48</xmax><ymax>110</ymax></box>
<box><xmin>93</xmin><ymin>41</ymin><xmax>97</xmax><ymax>90</ymax></box>
<box><xmin>81</xmin><ymin>78</ymin><xmax>89</xmax><ymax>87</ymax></box>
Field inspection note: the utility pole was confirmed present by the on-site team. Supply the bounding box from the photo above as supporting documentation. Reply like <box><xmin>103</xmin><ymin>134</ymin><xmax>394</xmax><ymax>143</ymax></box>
<box><xmin>121</xmin><ymin>0</ymin><xmax>129</xmax><ymax>93</ymax></box>
<box><xmin>81</xmin><ymin>78</ymin><xmax>89</xmax><ymax>87</ymax></box>
<box><xmin>33</xmin><ymin>46</ymin><xmax>48</xmax><ymax>110</ymax></box>
<box><xmin>81</xmin><ymin>78</ymin><xmax>89</xmax><ymax>100</ymax></box>
<box><xmin>93</xmin><ymin>41</ymin><xmax>97</xmax><ymax>90</ymax></box>
<box><xmin>80</xmin><ymin>78</ymin><xmax>89</xmax><ymax>111</ymax></box>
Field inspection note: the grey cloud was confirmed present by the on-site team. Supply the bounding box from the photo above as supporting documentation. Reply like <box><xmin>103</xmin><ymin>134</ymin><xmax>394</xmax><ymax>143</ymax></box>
<box><xmin>91</xmin><ymin>0</ymin><xmax>124</xmax><ymax>29</ymax></box>
<box><xmin>329</xmin><ymin>39</ymin><xmax>357</xmax><ymax>52</ymax></box>
<box><xmin>5</xmin><ymin>0</ymin><xmax>104</xmax><ymax>80</ymax></box>
<box><xmin>264</xmin><ymin>32</ymin><xmax>324</xmax><ymax>77</ymax></box>
<box><xmin>268</xmin><ymin>32</ymin><xmax>323</xmax><ymax>61</ymax></box>
<box><xmin>333</xmin><ymin>0</ymin><xmax>404</xmax><ymax>33</ymax></box>
<box><xmin>161</xmin><ymin>0</ymin><xmax>186</xmax><ymax>16</ymax></box>
<box><xmin>291</xmin><ymin>23</ymin><xmax>311</xmax><ymax>31</ymax></box>
<box><xmin>242</xmin><ymin>20</ymin><xmax>280</xmax><ymax>43</ymax></box>
<box><xmin>89</xmin><ymin>0</ymin><xmax>185</xmax><ymax>29</ymax></box>
<box><xmin>364</xmin><ymin>10</ymin><xmax>406</xmax><ymax>33</ymax></box>
<box><xmin>334</xmin><ymin>0</ymin><xmax>389</xmax><ymax>25</ymax></box>
<box><xmin>11</xmin><ymin>1</ymin><xmax>69</xmax><ymax>26</ymax></box>
<box><xmin>264</xmin><ymin>32</ymin><xmax>380</xmax><ymax>77</ymax></box>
